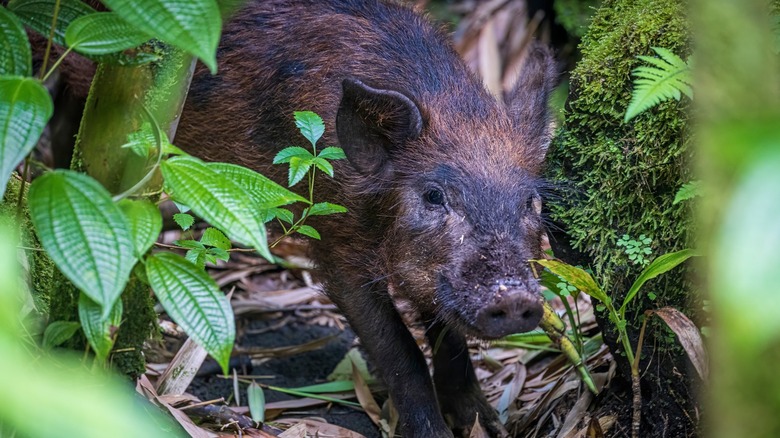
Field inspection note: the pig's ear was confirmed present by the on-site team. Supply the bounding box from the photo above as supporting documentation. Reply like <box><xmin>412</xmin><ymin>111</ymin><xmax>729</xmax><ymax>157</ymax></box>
<box><xmin>337</xmin><ymin>78</ymin><xmax>423</xmax><ymax>175</ymax></box>
<box><xmin>505</xmin><ymin>44</ymin><xmax>557</xmax><ymax>163</ymax></box>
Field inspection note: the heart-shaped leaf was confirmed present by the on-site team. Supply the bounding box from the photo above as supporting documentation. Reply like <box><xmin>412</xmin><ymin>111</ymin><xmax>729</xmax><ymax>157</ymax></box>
<box><xmin>28</xmin><ymin>170</ymin><xmax>135</xmax><ymax>317</ymax></box>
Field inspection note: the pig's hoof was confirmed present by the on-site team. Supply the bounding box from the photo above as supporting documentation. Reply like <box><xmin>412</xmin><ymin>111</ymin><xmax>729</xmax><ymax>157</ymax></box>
<box><xmin>440</xmin><ymin>391</ymin><xmax>507</xmax><ymax>437</ymax></box>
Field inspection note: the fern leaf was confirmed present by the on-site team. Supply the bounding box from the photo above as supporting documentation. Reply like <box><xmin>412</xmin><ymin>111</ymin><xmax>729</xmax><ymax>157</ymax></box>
<box><xmin>624</xmin><ymin>47</ymin><xmax>692</xmax><ymax>122</ymax></box>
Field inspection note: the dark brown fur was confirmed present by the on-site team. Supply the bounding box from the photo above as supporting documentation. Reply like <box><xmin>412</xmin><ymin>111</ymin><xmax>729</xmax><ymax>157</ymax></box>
<box><xmin>177</xmin><ymin>1</ymin><xmax>558</xmax><ymax>436</ymax></box>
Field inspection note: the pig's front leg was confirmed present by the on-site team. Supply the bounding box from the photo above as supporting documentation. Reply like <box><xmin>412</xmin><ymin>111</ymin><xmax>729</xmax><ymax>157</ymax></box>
<box><xmin>426</xmin><ymin>319</ymin><xmax>507</xmax><ymax>438</ymax></box>
<box><xmin>326</xmin><ymin>279</ymin><xmax>453</xmax><ymax>438</ymax></box>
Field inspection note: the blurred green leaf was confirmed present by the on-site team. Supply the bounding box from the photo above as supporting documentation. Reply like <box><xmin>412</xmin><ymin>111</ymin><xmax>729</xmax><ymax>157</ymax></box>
<box><xmin>118</xmin><ymin>199</ymin><xmax>162</xmax><ymax>257</ymax></box>
<box><xmin>8</xmin><ymin>0</ymin><xmax>95</xmax><ymax>46</ymax></box>
<box><xmin>673</xmin><ymin>180</ymin><xmax>702</xmax><ymax>204</ymax></box>
<box><xmin>28</xmin><ymin>171</ymin><xmax>135</xmax><ymax>318</ymax></box>
<box><xmin>0</xmin><ymin>76</ymin><xmax>53</xmax><ymax>196</ymax></box>
<box><xmin>172</xmin><ymin>212</ymin><xmax>194</xmax><ymax>231</ymax></box>
<box><xmin>146</xmin><ymin>252</ymin><xmax>234</xmax><ymax>373</ymax></box>
<box><xmin>304</xmin><ymin>202</ymin><xmax>347</xmax><ymax>217</ymax></box>
<box><xmin>0</xmin><ymin>224</ymin><xmax>21</xmax><ymax>337</ymax></box>
<box><xmin>247</xmin><ymin>382</ymin><xmax>265</xmax><ymax>423</ymax></box>
<box><xmin>162</xmin><ymin>156</ymin><xmax>272</xmax><ymax>261</ymax></box>
<box><xmin>0</xmin><ymin>6</ymin><xmax>31</xmax><ymax>76</ymax></box>
<box><xmin>78</xmin><ymin>292</ymin><xmax>123</xmax><ymax>363</ymax></box>
<box><xmin>100</xmin><ymin>0</ymin><xmax>221</xmax><ymax>73</ymax></box>
<box><xmin>42</xmin><ymin>321</ymin><xmax>81</xmax><ymax>349</ymax></box>
<box><xmin>65</xmin><ymin>12</ymin><xmax>150</xmax><ymax>55</ymax></box>
<box><xmin>294</xmin><ymin>111</ymin><xmax>325</xmax><ymax>148</ymax></box>
<box><xmin>296</xmin><ymin>225</ymin><xmax>320</xmax><ymax>240</ymax></box>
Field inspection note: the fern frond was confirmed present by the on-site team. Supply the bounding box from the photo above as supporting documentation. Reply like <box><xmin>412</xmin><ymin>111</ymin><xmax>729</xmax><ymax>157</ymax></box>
<box><xmin>624</xmin><ymin>47</ymin><xmax>692</xmax><ymax>122</ymax></box>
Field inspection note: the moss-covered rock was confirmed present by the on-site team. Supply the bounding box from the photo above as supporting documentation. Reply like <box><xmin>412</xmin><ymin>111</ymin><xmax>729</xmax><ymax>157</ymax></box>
<box><xmin>546</xmin><ymin>0</ymin><xmax>697</xmax><ymax>435</ymax></box>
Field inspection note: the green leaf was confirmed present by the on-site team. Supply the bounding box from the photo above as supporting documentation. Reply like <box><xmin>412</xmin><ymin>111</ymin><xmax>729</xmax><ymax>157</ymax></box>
<box><xmin>78</xmin><ymin>292</ymin><xmax>123</xmax><ymax>363</ymax></box>
<box><xmin>267</xmin><ymin>208</ymin><xmax>293</xmax><ymax>224</ymax></box>
<box><xmin>294</xmin><ymin>111</ymin><xmax>325</xmax><ymax>148</ymax></box>
<box><xmin>272</xmin><ymin>146</ymin><xmax>314</xmax><ymax>164</ymax></box>
<box><xmin>208</xmin><ymin>162</ymin><xmax>307</xmax><ymax>207</ymax></box>
<box><xmin>317</xmin><ymin>146</ymin><xmax>346</xmax><ymax>160</ymax></box>
<box><xmin>290</xmin><ymin>380</ymin><xmax>357</xmax><ymax>394</ymax></box>
<box><xmin>296</xmin><ymin>225</ymin><xmax>320</xmax><ymax>240</ymax></box>
<box><xmin>673</xmin><ymin>180</ymin><xmax>702</xmax><ymax>205</ymax></box>
<box><xmin>175</xmin><ymin>239</ymin><xmax>204</xmax><ymax>250</ymax></box>
<box><xmin>146</xmin><ymin>252</ymin><xmax>235</xmax><ymax>373</ymax></box>
<box><xmin>534</xmin><ymin>260</ymin><xmax>610</xmax><ymax>305</ymax></box>
<box><xmin>28</xmin><ymin>171</ymin><xmax>135</xmax><ymax>318</ymax></box>
<box><xmin>305</xmin><ymin>202</ymin><xmax>347</xmax><ymax>217</ymax></box>
<box><xmin>118</xmin><ymin>199</ymin><xmax>162</xmax><ymax>257</ymax></box>
<box><xmin>624</xmin><ymin>47</ymin><xmax>692</xmax><ymax>122</ymax></box>
<box><xmin>173</xmin><ymin>212</ymin><xmax>194</xmax><ymax>231</ymax></box>
<box><xmin>162</xmin><ymin>156</ymin><xmax>272</xmax><ymax>261</ymax></box>
<box><xmin>0</xmin><ymin>6</ymin><xmax>31</xmax><ymax>76</ymax></box>
<box><xmin>65</xmin><ymin>12</ymin><xmax>150</xmax><ymax>55</ymax></box>
<box><xmin>0</xmin><ymin>76</ymin><xmax>53</xmax><ymax>196</ymax></box>
<box><xmin>287</xmin><ymin>156</ymin><xmax>312</xmax><ymax>187</ymax></box>
<box><xmin>8</xmin><ymin>0</ymin><xmax>95</xmax><ymax>46</ymax></box>
<box><xmin>185</xmin><ymin>247</ymin><xmax>207</xmax><ymax>269</ymax></box>
<box><xmin>200</xmin><ymin>227</ymin><xmax>230</xmax><ymax>250</ymax></box>
<box><xmin>312</xmin><ymin>157</ymin><xmax>334</xmax><ymax>177</ymax></box>
<box><xmin>247</xmin><ymin>382</ymin><xmax>265</xmax><ymax>423</ymax></box>
<box><xmin>100</xmin><ymin>0</ymin><xmax>221</xmax><ymax>73</ymax></box>
<box><xmin>42</xmin><ymin>321</ymin><xmax>81</xmax><ymax>349</ymax></box>
<box><xmin>207</xmin><ymin>247</ymin><xmax>229</xmax><ymax>262</ymax></box>
<box><xmin>619</xmin><ymin>249</ymin><xmax>698</xmax><ymax>317</ymax></box>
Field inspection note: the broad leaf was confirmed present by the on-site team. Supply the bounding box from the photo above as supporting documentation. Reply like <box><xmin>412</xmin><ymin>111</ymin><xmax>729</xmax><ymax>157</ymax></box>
<box><xmin>619</xmin><ymin>249</ymin><xmax>698</xmax><ymax>317</ymax></box>
<box><xmin>161</xmin><ymin>156</ymin><xmax>272</xmax><ymax>261</ymax></box>
<box><xmin>0</xmin><ymin>76</ymin><xmax>53</xmax><ymax>196</ymax></box>
<box><xmin>317</xmin><ymin>146</ymin><xmax>346</xmax><ymax>160</ymax></box>
<box><xmin>305</xmin><ymin>202</ymin><xmax>347</xmax><ymax>217</ymax></box>
<box><xmin>118</xmin><ymin>199</ymin><xmax>162</xmax><ymax>257</ymax></box>
<box><xmin>272</xmin><ymin>146</ymin><xmax>313</xmax><ymax>164</ymax></box>
<box><xmin>534</xmin><ymin>260</ymin><xmax>610</xmax><ymax>305</ymax></box>
<box><xmin>208</xmin><ymin>162</ymin><xmax>307</xmax><ymax>207</ymax></box>
<box><xmin>100</xmin><ymin>0</ymin><xmax>221</xmax><ymax>73</ymax></box>
<box><xmin>8</xmin><ymin>0</ymin><xmax>95</xmax><ymax>46</ymax></box>
<box><xmin>172</xmin><ymin>212</ymin><xmax>194</xmax><ymax>231</ymax></box>
<box><xmin>28</xmin><ymin>171</ymin><xmax>135</xmax><ymax>317</ymax></box>
<box><xmin>0</xmin><ymin>6</ymin><xmax>31</xmax><ymax>76</ymax></box>
<box><xmin>78</xmin><ymin>292</ymin><xmax>123</xmax><ymax>363</ymax></box>
<box><xmin>312</xmin><ymin>157</ymin><xmax>334</xmax><ymax>177</ymax></box>
<box><xmin>294</xmin><ymin>111</ymin><xmax>325</xmax><ymax>148</ymax></box>
<box><xmin>65</xmin><ymin>12</ymin><xmax>150</xmax><ymax>55</ymax></box>
<box><xmin>42</xmin><ymin>321</ymin><xmax>81</xmax><ymax>349</ymax></box>
<box><xmin>625</xmin><ymin>47</ymin><xmax>692</xmax><ymax>122</ymax></box>
<box><xmin>247</xmin><ymin>382</ymin><xmax>265</xmax><ymax>423</ymax></box>
<box><xmin>146</xmin><ymin>252</ymin><xmax>235</xmax><ymax>374</ymax></box>
<box><xmin>287</xmin><ymin>156</ymin><xmax>312</xmax><ymax>187</ymax></box>
<box><xmin>296</xmin><ymin>225</ymin><xmax>320</xmax><ymax>240</ymax></box>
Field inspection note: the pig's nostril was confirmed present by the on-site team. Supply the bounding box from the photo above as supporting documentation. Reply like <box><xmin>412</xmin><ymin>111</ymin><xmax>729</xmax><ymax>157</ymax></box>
<box><xmin>521</xmin><ymin>309</ymin><xmax>533</xmax><ymax>320</ymax></box>
<box><xmin>489</xmin><ymin>309</ymin><xmax>507</xmax><ymax>320</ymax></box>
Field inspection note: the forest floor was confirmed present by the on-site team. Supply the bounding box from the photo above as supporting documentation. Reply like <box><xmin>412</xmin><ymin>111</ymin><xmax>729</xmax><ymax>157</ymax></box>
<box><xmin>139</xmin><ymin>227</ymin><xmax>623</xmax><ymax>438</ymax></box>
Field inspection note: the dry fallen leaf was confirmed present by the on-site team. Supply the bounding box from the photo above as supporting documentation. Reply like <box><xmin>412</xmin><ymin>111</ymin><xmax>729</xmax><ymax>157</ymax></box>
<box><xmin>650</xmin><ymin>307</ymin><xmax>709</xmax><ymax>380</ymax></box>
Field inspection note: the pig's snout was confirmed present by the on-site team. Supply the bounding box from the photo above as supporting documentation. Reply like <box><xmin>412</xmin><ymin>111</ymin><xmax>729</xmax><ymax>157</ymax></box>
<box><xmin>474</xmin><ymin>281</ymin><xmax>543</xmax><ymax>338</ymax></box>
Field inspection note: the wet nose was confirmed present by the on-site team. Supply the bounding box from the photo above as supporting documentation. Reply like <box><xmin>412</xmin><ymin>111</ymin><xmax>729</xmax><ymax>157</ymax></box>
<box><xmin>474</xmin><ymin>282</ymin><xmax>543</xmax><ymax>338</ymax></box>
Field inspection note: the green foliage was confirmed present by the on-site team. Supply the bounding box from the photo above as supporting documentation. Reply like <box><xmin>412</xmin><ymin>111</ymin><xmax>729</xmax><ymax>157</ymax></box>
<box><xmin>673</xmin><ymin>180</ymin><xmax>702</xmax><ymax>204</ymax></box>
<box><xmin>0</xmin><ymin>77</ymin><xmax>53</xmax><ymax>196</ymax></box>
<box><xmin>546</xmin><ymin>0</ymin><xmax>692</xmax><ymax>310</ymax></box>
<box><xmin>248</xmin><ymin>382</ymin><xmax>266</xmax><ymax>423</ymax></box>
<box><xmin>65</xmin><ymin>12</ymin><xmax>151</xmax><ymax>55</ymax></box>
<box><xmin>616</xmin><ymin>234</ymin><xmax>653</xmax><ymax>266</ymax></box>
<box><xmin>78</xmin><ymin>292</ymin><xmax>123</xmax><ymax>363</ymax></box>
<box><xmin>145</xmin><ymin>252</ymin><xmax>235</xmax><ymax>374</ymax></box>
<box><xmin>118</xmin><ymin>199</ymin><xmax>162</xmax><ymax>257</ymax></box>
<box><xmin>7</xmin><ymin>0</ymin><xmax>95</xmax><ymax>46</ymax></box>
<box><xmin>0</xmin><ymin>6</ymin><xmax>31</xmax><ymax>76</ymax></box>
<box><xmin>624</xmin><ymin>47</ymin><xmax>692</xmax><ymax>122</ymax></box>
<box><xmin>553</xmin><ymin>0</ymin><xmax>601</xmax><ymax>38</ymax></box>
<box><xmin>28</xmin><ymin>171</ymin><xmax>136</xmax><ymax>319</ymax></box>
<box><xmin>175</xmin><ymin>227</ymin><xmax>231</xmax><ymax>269</ymax></box>
<box><xmin>172</xmin><ymin>212</ymin><xmax>194</xmax><ymax>231</ymax></box>
<box><xmin>99</xmin><ymin>0</ymin><xmax>221</xmax><ymax>73</ymax></box>
<box><xmin>42</xmin><ymin>320</ymin><xmax>81</xmax><ymax>349</ymax></box>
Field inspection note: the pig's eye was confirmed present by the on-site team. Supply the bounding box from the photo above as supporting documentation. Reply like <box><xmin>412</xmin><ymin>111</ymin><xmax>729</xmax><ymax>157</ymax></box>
<box><xmin>423</xmin><ymin>188</ymin><xmax>445</xmax><ymax>206</ymax></box>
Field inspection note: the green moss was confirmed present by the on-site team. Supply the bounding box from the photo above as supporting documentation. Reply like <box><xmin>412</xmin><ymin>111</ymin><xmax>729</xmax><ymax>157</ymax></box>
<box><xmin>554</xmin><ymin>0</ymin><xmax>602</xmax><ymax>38</ymax></box>
<box><xmin>547</xmin><ymin>0</ymin><xmax>693</xmax><ymax>308</ymax></box>
<box><xmin>112</xmin><ymin>276</ymin><xmax>158</xmax><ymax>378</ymax></box>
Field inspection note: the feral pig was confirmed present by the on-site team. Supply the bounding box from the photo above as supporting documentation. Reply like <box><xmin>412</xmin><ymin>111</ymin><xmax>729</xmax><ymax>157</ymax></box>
<box><xmin>177</xmin><ymin>0</ymin><xmax>557</xmax><ymax>436</ymax></box>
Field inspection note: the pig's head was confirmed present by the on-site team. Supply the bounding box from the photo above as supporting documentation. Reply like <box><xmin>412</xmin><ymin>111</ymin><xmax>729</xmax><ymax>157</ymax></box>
<box><xmin>336</xmin><ymin>46</ymin><xmax>557</xmax><ymax>339</ymax></box>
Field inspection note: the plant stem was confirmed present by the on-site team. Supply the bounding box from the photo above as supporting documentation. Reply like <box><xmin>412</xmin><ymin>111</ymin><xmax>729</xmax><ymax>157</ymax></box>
<box><xmin>39</xmin><ymin>0</ymin><xmax>62</xmax><ymax>80</ymax></box>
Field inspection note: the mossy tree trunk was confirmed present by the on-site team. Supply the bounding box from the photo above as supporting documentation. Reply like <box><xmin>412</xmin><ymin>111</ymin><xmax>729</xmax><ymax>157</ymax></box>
<box><xmin>48</xmin><ymin>45</ymin><xmax>196</xmax><ymax>377</ymax></box>
<box><xmin>546</xmin><ymin>0</ymin><xmax>698</xmax><ymax>436</ymax></box>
